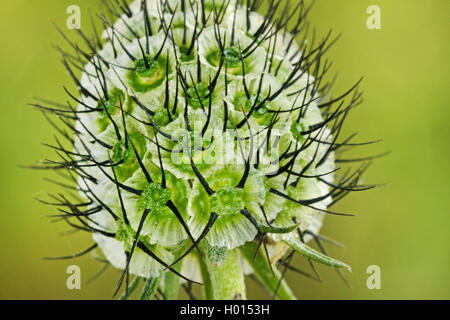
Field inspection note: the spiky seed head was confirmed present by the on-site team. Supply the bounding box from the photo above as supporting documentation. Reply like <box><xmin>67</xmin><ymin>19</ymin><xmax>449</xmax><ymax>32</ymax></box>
<box><xmin>35</xmin><ymin>0</ymin><xmax>370</xmax><ymax>299</ymax></box>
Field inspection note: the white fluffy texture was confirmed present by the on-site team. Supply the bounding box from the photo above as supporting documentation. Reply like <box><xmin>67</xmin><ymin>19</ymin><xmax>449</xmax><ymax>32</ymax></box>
<box><xmin>73</xmin><ymin>0</ymin><xmax>336</xmax><ymax>279</ymax></box>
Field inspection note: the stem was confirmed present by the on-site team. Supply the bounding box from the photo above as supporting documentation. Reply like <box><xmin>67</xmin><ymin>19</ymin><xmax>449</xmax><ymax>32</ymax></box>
<box><xmin>203</xmin><ymin>248</ymin><xmax>246</xmax><ymax>300</ymax></box>
<box><xmin>140</xmin><ymin>276</ymin><xmax>161</xmax><ymax>300</ymax></box>
<box><xmin>198</xmin><ymin>254</ymin><xmax>214</xmax><ymax>300</ymax></box>
<box><xmin>240</xmin><ymin>242</ymin><xmax>296</xmax><ymax>300</ymax></box>
<box><xmin>162</xmin><ymin>261</ymin><xmax>183</xmax><ymax>300</ymax></box>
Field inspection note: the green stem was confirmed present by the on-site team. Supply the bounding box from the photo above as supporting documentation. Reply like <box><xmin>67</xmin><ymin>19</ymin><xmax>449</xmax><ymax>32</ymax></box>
<box><xmin>240</xmin><ymin>242</ymin><xmax>296</xmax><ymax>300</ymax></box>
<box><xmin>162</xmin><ymin>261</ymin><xmax>183</xmax><ymax>300</ymax></box>
<box><xmin>140</xmin><ymin>276</ymin><xmax>161</xmax><ymax>300</ymax></box>
<box><xmin>198</xmin><ymin>254</ymin><xmax>214</xmax><ymax>300</ymax></box>
<box><xmin>203</xmin><ymin>248</ymin><xmax>246</xmax><ymax>300</ymax></box>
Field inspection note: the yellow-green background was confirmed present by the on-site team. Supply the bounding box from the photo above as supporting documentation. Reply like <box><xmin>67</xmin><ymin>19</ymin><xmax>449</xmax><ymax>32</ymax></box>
<box><xmin>0</xmin><ymin>0</ymin><xmax>448</xmax><ymax>299</ymax></box>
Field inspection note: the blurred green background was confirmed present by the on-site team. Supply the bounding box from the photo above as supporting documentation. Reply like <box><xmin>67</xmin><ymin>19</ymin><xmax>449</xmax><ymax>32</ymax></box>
<box><xmin>0</xmin><ymin>0</ymin><xmax>448</xmax><ymax>300</ymax></box>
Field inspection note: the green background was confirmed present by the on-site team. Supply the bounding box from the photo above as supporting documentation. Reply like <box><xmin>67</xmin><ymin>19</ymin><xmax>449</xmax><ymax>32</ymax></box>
<box><xmin>0</xmin><ymin>0</ymin><xmax>448</xmax><ymax>299</ymax></box>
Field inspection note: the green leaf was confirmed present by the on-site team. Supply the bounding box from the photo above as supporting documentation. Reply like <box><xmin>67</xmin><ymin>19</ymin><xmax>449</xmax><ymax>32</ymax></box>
<box><xmin>258</xmin><ymin>222</ymin><xmax>300</xmax><ymax>234</ymax></box>
<box><xmin>140</xmin><ymin>276</ymin><xmax>161</xmax><ymax>300</ymax></box>
<box><xmin>284</xmin><ymin>238</ymin><xmax>351</xmax><ymax>271</ymax></box>
<box><xmin>240</xmin><ymin>242</ymin><xmax>296</xmax><ymax>300</ymax></box>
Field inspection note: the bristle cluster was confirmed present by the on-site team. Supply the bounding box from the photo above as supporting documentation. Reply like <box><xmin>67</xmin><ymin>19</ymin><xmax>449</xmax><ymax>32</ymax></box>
<box><xmin>33</xmin><ymin>0</ymin><xmax>378</xmax><ymax>299</ymax></box>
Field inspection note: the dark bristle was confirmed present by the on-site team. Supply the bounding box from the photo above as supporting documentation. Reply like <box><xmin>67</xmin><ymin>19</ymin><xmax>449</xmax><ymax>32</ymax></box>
<box><xmin>44</xmin><ymin>243</ymin><xmax>98</xmax><ymax>260</ymax></box>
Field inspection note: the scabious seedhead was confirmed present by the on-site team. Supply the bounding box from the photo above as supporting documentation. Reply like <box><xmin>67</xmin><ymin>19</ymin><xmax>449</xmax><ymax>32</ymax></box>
<box><xmin>35</xmin><ymin>0</ymin><xmax>371</xmax><ymax>300</ymax></box>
